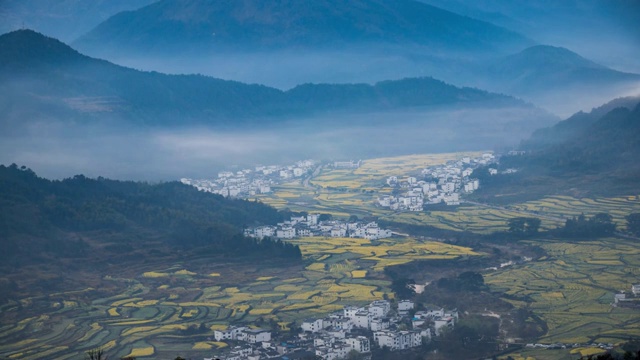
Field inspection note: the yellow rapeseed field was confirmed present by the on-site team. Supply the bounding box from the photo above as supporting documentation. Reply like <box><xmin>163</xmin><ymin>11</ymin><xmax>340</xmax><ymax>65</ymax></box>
<box><xmin>351</xmin><ymin>270</ymin><xmax>367</xmax><ymax>278</ymax></box>
<box><xmin>124</xmin><ymin>346</ymin><xmax>154</xmax><ymax>358</ymax></box>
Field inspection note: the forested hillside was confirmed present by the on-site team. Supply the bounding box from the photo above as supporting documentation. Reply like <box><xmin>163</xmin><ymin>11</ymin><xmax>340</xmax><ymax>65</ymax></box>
<box><xmin>0</xmin><ymin>164</ymin><xmax>300</xmax><ymax>266</ymax></box>
<box><xmin>473</xmin><ymin>100</ymin><xmax>640</xmax><ymax>202</ymax></box>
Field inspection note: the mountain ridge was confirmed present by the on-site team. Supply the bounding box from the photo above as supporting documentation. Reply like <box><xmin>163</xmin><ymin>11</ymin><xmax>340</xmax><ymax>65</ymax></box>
<box><xmin>74</xmin><ymin>0</ymin><xmax>532</xmax><ymax>55</ymax></box>
<box><xmin>473</xmin><ymin>98</ymin><xmax>640</xmax><ymax>203</ymax></box>
<box><xmin>0</xmin><ymin>29</ymin><xmax>530</xmax><ymax>127</ymax></box>
<box><xmin>485</xmin><ymin>45</ymin><xmax>640</xmax><ymax>93</ymax></box>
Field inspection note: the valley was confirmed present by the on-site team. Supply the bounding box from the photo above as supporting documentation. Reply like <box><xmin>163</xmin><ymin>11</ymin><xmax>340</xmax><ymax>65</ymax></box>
<box><xmin>1</xmin><ymin>153</ymin><xmax>640</xmax><ymax>359</ymax></box>
<box><xmin>1</xmin><ymin>1</ymin><xmax>640</xmax><ymax>359</ymax></box>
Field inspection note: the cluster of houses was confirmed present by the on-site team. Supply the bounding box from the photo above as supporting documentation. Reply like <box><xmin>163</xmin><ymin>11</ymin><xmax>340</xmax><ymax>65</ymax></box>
<box><xmin>377</xmin><ymin>153</ymin><xmax>496</xmax><ymax>211</ymax></box>
<box><xmin>181</xmin><ymin>160</ymin><xmax>316</xmax><ymax>198</ymax></box>
<box><xmin>332</xmin><ymin>160</ymin><xmax>362</xmax><ymax>169</ymax></box>
<box><xmin>244</xmin><ymin>214</ymin><xmax>393</xmax><ymax>240</ymax></box>
<box><xmin>208</xmin><ymin>300</ymin><xmax>459</xmax><ymax>360</ymax></box>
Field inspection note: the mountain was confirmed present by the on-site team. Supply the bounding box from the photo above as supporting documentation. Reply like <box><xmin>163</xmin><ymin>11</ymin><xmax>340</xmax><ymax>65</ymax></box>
<box><xmin>473</xmin><ymin>99</ymin><xmax>640</xmax><ymax>202</ymax></box>
<box><xmin>0</xmin><ymin>30</ymin><xmax>556</xmax><ymax>181</ymax></box>
<box><xmin>417</xmin><ymin>0</ymin><xmax>640</xmax><ymax>73</ymax></box>
<box><xmin>74</xmin><ymin>0</ymin><xmax>531</xmax><ymax>56</ymax></box>
<box><xmin>0</xmin><ymin>0</ymin><xmax>156</xmax><ymax>42</ymax></box>
<box><xmin>522</xmin><ymin>96</ymin><xmax>640</xmax><ymax>149</ymax></box>
<box><xmin>0</xmin><ymin>30</ymin><xmax>529</xmax><ymax>127</ymax></box>
<box><xmin>485</xmin><ymin>45</ymin><xmax>640</xmax><ymax>94</ymax></box>
<box><xmin>0</xmin><ymin>163</ymin><xmax>299</xmax><ymax>270</ymax></box>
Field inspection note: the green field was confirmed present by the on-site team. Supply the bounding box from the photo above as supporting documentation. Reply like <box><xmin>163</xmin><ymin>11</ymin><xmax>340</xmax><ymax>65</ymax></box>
<box><xmin>485</xmin><ymin>237</ymin><xmax>640</xmax><ymax>344</ymax></box>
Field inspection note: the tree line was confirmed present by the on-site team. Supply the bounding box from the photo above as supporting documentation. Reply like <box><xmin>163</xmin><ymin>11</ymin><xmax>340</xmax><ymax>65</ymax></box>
<box><xmin>505</xmin><ymin>212</ymin><xmax>640</xmax><ymax>239</ymax></box>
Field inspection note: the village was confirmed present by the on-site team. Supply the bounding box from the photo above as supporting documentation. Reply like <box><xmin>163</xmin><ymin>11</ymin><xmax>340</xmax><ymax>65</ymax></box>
<box><xmin>376</xmin><ymin>153</ymin><xmax>499</xmax><ymax>211</ymax></box>
<box><xmin>180</xmin><ymin>160</ymin><xmax>317</xmax><ymax>198</ymax></box>
<box><xmin>205</xmin><ymin>299</ymin><xmax>458</xmax><ymax>360</ymax></box>
<box><xmin>244</xmin><ymin>213</ymin><xmax>393</xmax><ymax>240</ymax></box>
<box><xmin>179</xmin><ymin>155</ymin><xmax>505</xmax><ymax>213</ymax></box>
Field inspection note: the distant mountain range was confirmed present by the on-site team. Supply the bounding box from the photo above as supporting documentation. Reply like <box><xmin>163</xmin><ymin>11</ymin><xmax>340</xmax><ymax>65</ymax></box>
<box><xmin>485</xmin><ymin>45</ymin><xmax>640</xmax><ymax>94</ymax></box>
<box><xmin>0</xmin><ymin>30</ymin><xmax>531</xmax><ymax>127</ymax></box>
<box><xmin>74</xmin><ymin>0</ymin><xmax>530</xmax><ymax>56</ymax></box>
<box><xmin>418</xmin><ymin>0</ymin><xmax>640</xmax><ymax>76</ymax></box>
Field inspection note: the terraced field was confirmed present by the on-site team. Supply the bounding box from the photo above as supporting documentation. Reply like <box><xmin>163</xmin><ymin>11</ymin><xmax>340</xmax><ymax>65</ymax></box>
<box><xmin>0</xmin><ymin>236</ymin><xmax>477</xmax><ymax>359</ymax></box>
<box><xmin>486</xmin><ymin>237</ymin><xmax>640</xmax><ymax>344</ymax></box>
<box><xmin>3</xmin><ymin>153</ymin><xmax>640</xmax><ymax>358</ymax></box>
<box><xmin>254</xmin><ymin>154</ymin><xmax>640</xmax><ymax>234</ymax></box>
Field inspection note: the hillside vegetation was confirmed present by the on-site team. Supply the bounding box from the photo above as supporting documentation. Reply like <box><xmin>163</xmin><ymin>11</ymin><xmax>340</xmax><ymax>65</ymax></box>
<box><xmin>473</xmin><ymin>99</ymin><xmax>640</xmax><ymax>202</ymax></box>
<box><xmin>0</xmin><ymin>164</ymin><xmax>300</xmax><ymax>267</ymax></box>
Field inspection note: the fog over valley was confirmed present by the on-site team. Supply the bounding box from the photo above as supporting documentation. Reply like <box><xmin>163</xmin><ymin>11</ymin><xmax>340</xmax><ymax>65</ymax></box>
<box><xmin>1</xmin><ymin>2</ymin><xmax>640</xmax><ymax>360</ymax></box>
<box><xmin>0</xmin><ymin>105</ymin><xmax>552</xmax><ymax>180</ymax></box>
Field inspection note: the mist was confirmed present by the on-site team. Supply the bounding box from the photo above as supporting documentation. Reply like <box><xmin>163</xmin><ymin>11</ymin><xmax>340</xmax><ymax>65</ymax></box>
<box><xmin>85</xmin><ymin>46</ymin><xmax>481</xmax><ymax>91</ymax></box>
<box><xmin>0</xmin><ymin>105</ymin><xmax>555</xmax><ymax>181</ymax></box>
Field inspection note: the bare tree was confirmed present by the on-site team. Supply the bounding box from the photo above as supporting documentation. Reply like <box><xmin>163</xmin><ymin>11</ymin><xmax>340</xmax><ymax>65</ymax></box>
<box><xmin>85</xmin><ymin>348</ymin><xmax>105</xmax><ymax>360</ymax></box>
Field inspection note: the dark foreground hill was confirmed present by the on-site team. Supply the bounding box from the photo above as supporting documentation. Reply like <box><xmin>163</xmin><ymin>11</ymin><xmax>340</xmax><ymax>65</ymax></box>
<box><xmin>0</xmin><ymin>164</ymin><xmax>299</xmax><ymax>268</ymax></box>
<box><xmin>473</xmin><ymin>98</ymin><xmax>640</xmax><ymax>202</ymax></box>
<box><xmin>0</xmin><ymin>29</ymin><xmax>529</xmax><ymax>128</ymax></box>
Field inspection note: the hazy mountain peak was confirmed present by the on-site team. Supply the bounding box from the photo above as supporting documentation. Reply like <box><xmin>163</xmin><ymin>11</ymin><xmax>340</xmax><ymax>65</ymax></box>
<box><xmin>75</xmin><ymin>0</ymin><xmax>531</xmax><ymax>54</ymax></box>
<box><xmin>510</xmin><ymin>45</ymin><xmax>604</xmax><ymax>69</ymax></box>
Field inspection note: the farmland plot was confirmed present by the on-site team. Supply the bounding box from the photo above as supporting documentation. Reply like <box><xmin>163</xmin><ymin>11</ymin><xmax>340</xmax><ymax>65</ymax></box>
<box><xmin>485</xmin><ymin>238</ymin><xmax>640</xmax><ymax>344</ymax></box>
<box><xmin>0</xmin><ymin>235</ymin><xmax>477</xmax><ymax>359</ymax></box>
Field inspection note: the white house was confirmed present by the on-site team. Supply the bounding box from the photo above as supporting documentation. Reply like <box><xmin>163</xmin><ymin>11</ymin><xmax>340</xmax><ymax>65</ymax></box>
<box><xmin>369</xmin><ymin>300</ymin><xmax>391</xmax><ymax>317</ymax></box>
<box><xmin>370</xmin><ymin>317</ymin><xmax>390</xmax><ymax>331</ymax></box>
<box><xmin>214</xmin><ymin>326</ymin><xmax>247</xmax><ymax>341</ymax></box>
<box><xmin>398</xmin><ymin>300</ymin><xmax>414</xmax><ymax>313</ymax></box>
<box><xmin>255</xmin><ymin>226</ymin><xmax>276</xmax><ymax>238</ymax></box>
<box><xmin>434</xmin><ymin>317</ymin><xmax>455</xmax><ymax>336</ymax></box>
<box><xmin>276</xmin><ymin>227</ymin><xmax>296</xmax><ymax>239</ymax></box>
<box><xmin>422</xmin><ymin>307</ymin><xmax>444</xmax><ymax>318</ymax></box>
<box><xmin>374</xmin><ymin>330</ymin><xmax>422</xmax><ymax>350</ymax></box>
<box><xmin>307</xmin><ymin>214</ymin><xmax>320</xmax><ymax>225</ymax></box>
<box><xmin>302</xmin><ymin>318</ymin><xmax>324</xmax><ymax>333</ymax></box>
<box><xmin>354</xmin><ymin>310</ymin><xmax>372</xmax><ymax>328</ymax></box>
<box><xmin>316</xmin><ymin>344</ymin><xmax>349</xmax><ymax>360</ymax></box>
<box><xmin>242</xmin><ymin>329</ymin><xmax>271</xmax><ymax>343</ymax></box>
<box><xmin>346</xmin><ymin>336</ymin><xmax>370</xmax><ymax>353</ymax></box>
<box><xmin>330</xmin><ymin>227</ymin><xmax>347</xmax><ymax>238</ymax></box>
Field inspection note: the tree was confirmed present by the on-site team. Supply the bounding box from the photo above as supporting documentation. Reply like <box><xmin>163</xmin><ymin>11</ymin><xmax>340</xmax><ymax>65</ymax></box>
<box><xmin>559</xmin><ymin>212</ymin><xmax>615</xmax><ymax>238</ymax></box>
<box><xmin>507</xmin><ymin>217</ymin><xmax>541</xmax><ymax>236</ymax></box>
<box><xmin>627</xmin><ymin>213</ymin><xmax>640</xmax><ymax>236</ymax></box>
<box><xmin>85</xmin><ymin>348</ymin><xmax>105</xmax><ymax>360</ymax></box>
<box><xmin>346</xmin><ymin>350</ymin><xmax>365</xmax><ymax>360</ymax></box>
<box><xmin>391</xmin><ymin>278</ymin><xmax>415</xmax><ymax>299</ymax></box>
